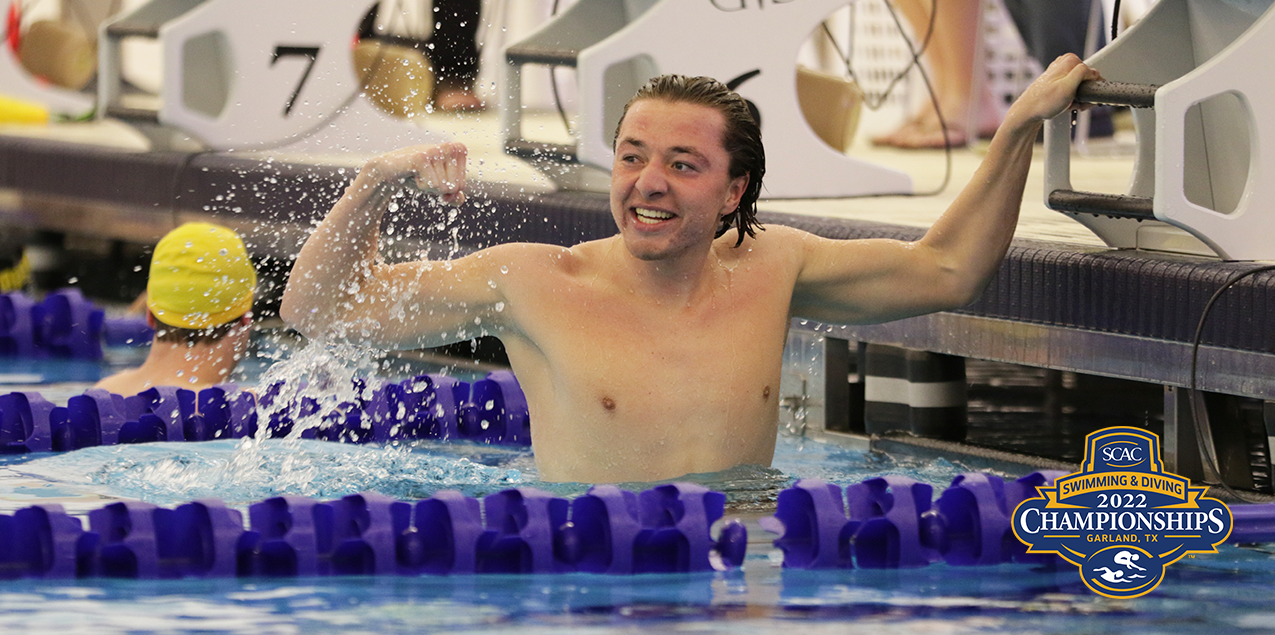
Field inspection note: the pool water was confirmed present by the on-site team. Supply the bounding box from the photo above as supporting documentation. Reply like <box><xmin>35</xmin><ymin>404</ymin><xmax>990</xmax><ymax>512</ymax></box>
<box><xmin>3</xmin><ymin>431</ymin><xmax>1275</xmax><ymax>634</ymax></box>
<box><xmin>3</xmin><ymin>559</ymin><xmax>1271</xmax><ymax>635</ymax></box>
<box><xmin>4</xmin><ymin>336</ymin><xmax>1275</xmax><ymax>633</ymax></box>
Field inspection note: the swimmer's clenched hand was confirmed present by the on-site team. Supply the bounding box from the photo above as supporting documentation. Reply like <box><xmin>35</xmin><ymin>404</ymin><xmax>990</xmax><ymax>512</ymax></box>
<box><xmin>361</xmin><ymin>142</ymin><xmax>468</xmax><ymax>206</ymax></box>
<box><xmin>282</xmin><ymin>142</ymin><xmax>472</xmax><ymax>339</ymax></box>
<box><xmin>1002</xmin><ymin>53</ymin><xmax>1102</xmax><ymax>130</ymax></box>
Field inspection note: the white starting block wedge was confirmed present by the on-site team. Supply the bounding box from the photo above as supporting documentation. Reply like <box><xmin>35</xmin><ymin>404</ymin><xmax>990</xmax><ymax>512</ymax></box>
<box><xmin>97</xmin><ymin>0</ymin><xmax>446</xmax><ymax>153</ymax></box>
<box><xmin>501</xmin><ymin>0</ymin><xmax>912</xmax><ymax>198</ymax></box>
<box><xmin>0</xmin><ymin>35</ymin><xmax>94</xmax><ymax>117</ymax></box>
<box><xmin>1044</xmin><ymin>0</ymin><xmax>1275</xmax><ymax>261</ymax></box>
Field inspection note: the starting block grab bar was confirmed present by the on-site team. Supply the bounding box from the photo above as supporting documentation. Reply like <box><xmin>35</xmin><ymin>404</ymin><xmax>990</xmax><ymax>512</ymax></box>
<box><xmin>1075</xmin><ymin>79</ymin><xmax>1158</xmax><ymax>109</ymax></box>
<box><xmin>1048</xmin><ymin>80</ymin><xmax>1159</xmax><ymax>222</ymax></box>
<box><xmin>1044</xmin><ymin>0</ymin><xmax>1275</xmax><ymax>261</ymax></box>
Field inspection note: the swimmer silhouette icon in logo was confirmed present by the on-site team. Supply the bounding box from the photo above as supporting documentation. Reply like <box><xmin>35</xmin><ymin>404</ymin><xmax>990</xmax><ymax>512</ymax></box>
<box><xmin>1084</xmin><ymin>546</ymin><xmax>1159</xmax><ymax>597</ymax></box>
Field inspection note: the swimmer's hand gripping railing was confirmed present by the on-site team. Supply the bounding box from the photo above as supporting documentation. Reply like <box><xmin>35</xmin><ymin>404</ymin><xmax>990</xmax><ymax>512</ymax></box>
<box><xmin>1047</xmin><ymin>80</ymin><xmax>1158</xmax><ymax>222</ymax></box>
<box><xmin>1043</xmin><ymin>0</ymin><xmax>1275</xmax><ymax>260</ymax></box>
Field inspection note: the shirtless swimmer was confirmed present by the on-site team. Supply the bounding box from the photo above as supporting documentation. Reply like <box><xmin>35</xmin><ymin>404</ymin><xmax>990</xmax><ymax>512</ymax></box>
<box><xmin>281</xmin><ymin>54</ymin><xmax>1100</xmax><ymax>483</ymax></box>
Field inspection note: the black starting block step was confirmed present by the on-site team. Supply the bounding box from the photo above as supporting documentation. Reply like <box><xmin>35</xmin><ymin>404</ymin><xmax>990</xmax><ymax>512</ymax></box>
<box><xmin>504</xmin><ymin>139</ymin><xmax>578</xmax><ymax>163</ymax></box>
<box><xmin>1048</xmin><ymin>189</ymin><xmax>1156</xmax><ymax>221</ymax></box>
<box><xmin>103</xmin><ymin>105</ymin><xmax>160</xmax><ymax>124</ymax></box>
<box><xmin>104</xmin><ymin>23</ymin><xmax>160</xmax><ymax>38</ymax></box>
<box><xmin>505</xmin><ymin>45</ymin><xmax>580</xmax><ymax>68</ymax></box>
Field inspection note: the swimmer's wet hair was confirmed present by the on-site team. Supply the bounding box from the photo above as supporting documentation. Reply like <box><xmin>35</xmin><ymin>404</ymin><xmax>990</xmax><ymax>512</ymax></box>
<box><xmin>614</xmin><ymin>75</ymin><xmax>766</xmax><ymax>246</ymax></box>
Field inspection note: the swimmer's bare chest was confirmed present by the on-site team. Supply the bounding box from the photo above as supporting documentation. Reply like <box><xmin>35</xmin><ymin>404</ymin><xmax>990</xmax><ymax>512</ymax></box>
<box><xmin>497</xmin><ymin>242</ymin><xmax>800</xmax><ymax>482</ymax></box>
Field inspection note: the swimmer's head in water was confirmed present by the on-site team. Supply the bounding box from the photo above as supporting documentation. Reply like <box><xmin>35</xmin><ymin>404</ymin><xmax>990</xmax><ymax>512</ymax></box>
<box><xmin>148</xmin><ymin>222</ymin><xmax>257</xmax><ymax>337</ymax></box>
<box><xmin>615</xmin><ymin>75</ymin><xmax>766</xmax><ymax>246</ymax></box>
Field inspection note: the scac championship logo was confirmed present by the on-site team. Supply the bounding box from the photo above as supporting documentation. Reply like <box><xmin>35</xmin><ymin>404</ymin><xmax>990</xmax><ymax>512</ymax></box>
<box><xmin>1012</xmin><ymin>427</ymin><xmax>1232</xmax><ymax>598</ymax></box>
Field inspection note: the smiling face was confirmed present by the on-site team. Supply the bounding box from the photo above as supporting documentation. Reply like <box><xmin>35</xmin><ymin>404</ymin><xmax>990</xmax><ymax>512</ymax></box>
<box><xmin>610</xmin><ymin>99</ymin><xmax>748</xmax><ymax>263</ymax></box>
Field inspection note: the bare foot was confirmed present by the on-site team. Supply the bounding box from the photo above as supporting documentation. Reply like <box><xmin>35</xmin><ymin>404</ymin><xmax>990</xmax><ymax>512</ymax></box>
<box><xmin>873</xmin><ymin>100</ymin><xmax>1001</xmax><ymax>149</ymax></box>
<box><xmin>434</xmin><ymin>87</ymin><xmax>486</xmax><ymax>112</ymax></box>
<box><xmin>873</xmin><ymin>116</ymin><xmax>969</xmax><ymax>149</ymax></box>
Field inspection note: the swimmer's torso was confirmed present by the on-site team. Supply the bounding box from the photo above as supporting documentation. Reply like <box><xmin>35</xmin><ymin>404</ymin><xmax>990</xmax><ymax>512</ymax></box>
<box><xmin>491</xmin><ymin>230</ymin><xmax>805</xmax><ymax>483</ymax></box>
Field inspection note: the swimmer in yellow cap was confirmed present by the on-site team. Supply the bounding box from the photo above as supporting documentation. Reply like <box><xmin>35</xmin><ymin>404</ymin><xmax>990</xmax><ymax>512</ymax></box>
<box><xmin>96</xmin><ymin>222</ymin><xmax>257</xmax><ymax>396</ymax></box>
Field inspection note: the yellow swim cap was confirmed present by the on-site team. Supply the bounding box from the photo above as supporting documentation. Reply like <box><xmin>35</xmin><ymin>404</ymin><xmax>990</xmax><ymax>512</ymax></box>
<box><xmin>147</xmin><ymin>222</ymin><xmax>257</xmax><ymax>330</ymax></box>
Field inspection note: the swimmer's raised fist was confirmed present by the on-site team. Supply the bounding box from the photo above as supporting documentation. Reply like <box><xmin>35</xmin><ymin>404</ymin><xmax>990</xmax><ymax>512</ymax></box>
<box><xmin>362</xmin><ymin>142</ymin><xmax>469</xmax><ymax>206</ymax></box>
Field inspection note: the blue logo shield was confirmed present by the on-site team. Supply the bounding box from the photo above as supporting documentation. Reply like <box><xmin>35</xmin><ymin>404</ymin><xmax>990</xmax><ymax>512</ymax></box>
<box><xmin>1012</xmin><ymin>427</ymin><xmax>1232</xmax><ymax>598</ymax></box>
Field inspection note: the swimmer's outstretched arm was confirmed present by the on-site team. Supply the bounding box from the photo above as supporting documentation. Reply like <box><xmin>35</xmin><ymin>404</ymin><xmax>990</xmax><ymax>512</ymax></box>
<box><xmin>281</xmin><ymin>143</ymin><xmax>506</xmax><ymax>348</ymax></box>
<box><xmin>791</xmin><ymin>54</ymin><xmax>1100</xmax><ymax>325</ymax></box>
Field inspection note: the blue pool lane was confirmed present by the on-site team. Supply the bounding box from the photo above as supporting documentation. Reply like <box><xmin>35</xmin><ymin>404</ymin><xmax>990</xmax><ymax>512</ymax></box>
<box><xmin>4</xmin><ymin>337</ymin><xmax>1275</xmax><ymax>632</ymax></box>
<box><xmin>4</xmin><ymin>428</ymin><xmax>1275</xmax><ymax>632</ymax></box>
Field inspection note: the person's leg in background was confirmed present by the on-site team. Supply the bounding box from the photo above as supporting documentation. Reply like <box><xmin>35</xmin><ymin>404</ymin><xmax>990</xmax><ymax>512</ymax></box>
<box><xmin>1001</xmin><ymin>0</ymin><xmax>1112</xmax><ymax>137</ymax></box>
<box><xmin>429</xmin><ymin>0</ymin><xmax>485</xmax><ymax>111</ymax></box>
<box><xmin>873</xmin><ymin>0</ymin><xmax>1001</xmax><ymax>149</ymax></box>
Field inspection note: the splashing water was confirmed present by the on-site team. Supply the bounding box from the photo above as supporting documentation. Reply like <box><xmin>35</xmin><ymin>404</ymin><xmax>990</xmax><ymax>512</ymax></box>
<box><xmin>12</xmin><ymin>439</ymin><xmax>530</xmax><ymax>507</ymax></box>
<box><xmin>2</xmin><ymin>332</ymin><xmax>527</xmax><ymax>507</ymax></box>
<box><xmin>6</xmin><ymin>429</ymin><xmax>975</xmax><ymax>514</ymax></box>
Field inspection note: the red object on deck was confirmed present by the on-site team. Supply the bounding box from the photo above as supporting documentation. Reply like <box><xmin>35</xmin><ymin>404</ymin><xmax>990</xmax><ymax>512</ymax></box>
<box><xmin>5</xmin><ymin>2</ymin><xmax>21</xmax><ymax>53</ymax></box>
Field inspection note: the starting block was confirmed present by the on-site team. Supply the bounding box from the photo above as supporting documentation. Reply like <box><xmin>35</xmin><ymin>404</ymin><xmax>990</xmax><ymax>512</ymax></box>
<box><xmin>1045</xmin><ymin>0</ymin><xmax>1275</xmax><ymax>261</ymax></box>
<box><xmin>501</xmin><ymin>0</ymin><xmax>912</xmax><ymax>198</ymax></box>
<box><xmin>96</xmin><ymin>0</ymin><xmax>446</xmax><ymax>153</ymax></box>
<box><xmin>0</xmin><ymin>17</ymin><xmax>94</xmax><ymax>117</ymax></box>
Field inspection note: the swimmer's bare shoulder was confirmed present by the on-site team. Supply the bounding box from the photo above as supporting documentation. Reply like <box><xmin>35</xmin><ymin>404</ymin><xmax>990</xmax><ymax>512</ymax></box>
<box><xmin>93</xmin><ymin>368</ymin><xmax>144</xmax><ymax>395</ymax></box>
<box><xmin>715</xmin><ymin>223</ymin><xmax>808</xmax><ymax>259</ymax></box>
<box><xmin>464</xmin><ymin>240</ymin><xmax>592</xmax><ymax>336</ymax></box>
<box><xmin>709</xmin><ymin>223</ymin><xmax>941</xmax><ymax>325</ymax></box>
<box><xmin>485</xmin><ymin>237</ymin><xmax>622</xmax><ymax>284</ymax></box>
<box><xmin>709</xmin><ymin>223</ymin><xmax>818</xmax><ymax>285</ymax></box>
